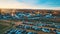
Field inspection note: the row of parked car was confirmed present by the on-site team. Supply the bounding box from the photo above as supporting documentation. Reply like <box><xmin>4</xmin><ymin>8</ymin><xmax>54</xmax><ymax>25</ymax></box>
<box><xmin>12</xmin><ymin>12</ymin><xmax>55</xmax><ymax>19</ymax></box>
<box><xmin>0</xmin><ymin>12</ymin><xmax>58</xmax><ymax>20</ymax></box>
<box><xmin>15</xmin><ymin>24</ymin><xmax>60</xmax><ymax>34</ymax></box>
<box><xmin>0</xmin><ymin>13</ymin><xmax>12</xmax><ymax>20</ymax></box>
<box><xmin>5</xmin><ymin>28</ymin><xmax>37</xmax><ymax>34</ymax></box>
<box><xmin>22</xmin><ymin>22</ymin><xmax>60</xmax><ymax>29</ymax></box>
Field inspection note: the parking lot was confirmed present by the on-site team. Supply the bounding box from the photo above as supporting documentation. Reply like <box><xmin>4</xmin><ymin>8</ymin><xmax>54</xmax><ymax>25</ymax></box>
<box><xmin>0</xmin><ymin>10</ymin><xmax>60</xmax><ymax>34</ymax></box>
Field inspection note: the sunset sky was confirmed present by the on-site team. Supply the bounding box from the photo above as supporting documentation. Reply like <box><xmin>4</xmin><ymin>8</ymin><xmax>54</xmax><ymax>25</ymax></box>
<box><xmin>0</xmin><ymin>0</ymin><xmax>60</xmax><ymax>10</ymax></box>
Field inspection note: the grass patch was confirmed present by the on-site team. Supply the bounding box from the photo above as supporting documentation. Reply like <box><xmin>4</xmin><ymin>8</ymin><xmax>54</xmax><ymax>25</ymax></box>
<box><xmin>0</xmin><ymin>24</ymin><xmax>12</xmax><ymax>34</ymax></box>
<box><xmin>0</xmin><ymin>24</ymin><xmax>8</xmax><ymax>34</ymax></box>
<box><xmin>0</xmin><ymin>25</ymin><xmax>7</xmax><ymax>30</ymax></box>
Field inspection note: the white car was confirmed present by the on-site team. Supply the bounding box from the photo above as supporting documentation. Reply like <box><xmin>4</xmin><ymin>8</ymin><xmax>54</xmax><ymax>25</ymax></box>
<box><xmin>42</xmin><ymin>28</ymin><xmax>50</xmax><ymax>33</ymax></box>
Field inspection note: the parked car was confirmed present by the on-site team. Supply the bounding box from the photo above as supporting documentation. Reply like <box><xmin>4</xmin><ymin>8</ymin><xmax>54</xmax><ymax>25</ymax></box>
<box><xmin>56</xmin><ymin>31</ymin><xmax>60</xmax><ymax>34</ymax></box>
<box><xmin>5</xmin><ymin>28</ymin><xmax>27</xmax><ymax>34</ymax></box>
<box><xmin>16</xmin><ymin>25</ymin><xmax>24</xmax><ymax>29</ymax></box>
<box><xmin>27</xmin><ymin>32</ymin><xmax>37</xmax><ymax>34</ymax></box>
<box><xmin>24</xmin><ymin>25</ymin><xmax>31</xmax><ymax>29</ymax></box>
<box><xmin>36</xmin><ymin>23</ymin><xmax>43</xmax><ymax>26</ymax></box>
<box><xmin>34</xmin><ymin>27</ymin><xmax>42</xmax><ymax>31</ymax></box>
<box><xmin>25</xmin><ymin>13</ymin><xmax>32</xmax><ymax>17</ymax></box>
<box><xmin>34</xmin><ymin>14</ymin><xmax>43</xmax><ymax>17</ymax></box>
<box><xmin>2</xmin><ymin>14</ymin><xmax>12</xmax><ymax>20</ymax></box>
<box><xmin>42</xmin><ymin>28</ymin><xmax>50</xmax><ymax>33</ymax></box>
<box><xmin>44</xmin><ymin>14</ymin><xmax>53</xmax><ymax>18</ymax></box>
<box><xmin>55</xmin><ymin>25</ymin><xmax>60</xmax><ymax>29</ymax></box>
<box><xmin>32</xmin><ymin>26</ymin><xmax>38</xmax><ymax>30</ymax></box>
<box><xmin>0</xmin><ymin>14</ymin><xmax>3</xmax><ymax>19</ymax></box>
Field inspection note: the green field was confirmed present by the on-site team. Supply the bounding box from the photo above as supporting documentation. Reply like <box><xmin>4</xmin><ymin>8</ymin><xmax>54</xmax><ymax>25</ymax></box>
<box><xmin>0</xmin><ymin>21</ymin><xmax>13</xmax><ymax>34</ymax></box>
<box><xmin>0</xmin><ymin>25</ymin><xmax>7</xmax><ymax>30</ymax></box>
<box><xmin>0</xmin><ymin>24</ymin><xmax>13</xmax><ymax>34</ymax></box>
<box><xmin>0</xmin><ymin>24</ymin><xmax>8</xmax><ymax>34</ymax></box>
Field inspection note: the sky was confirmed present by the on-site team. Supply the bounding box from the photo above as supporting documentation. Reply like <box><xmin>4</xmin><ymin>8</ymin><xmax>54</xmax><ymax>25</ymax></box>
<box><xmin>0</xmin><ymin>0</ymin><xmax>60</xmax><ymax>10</ymax></box>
